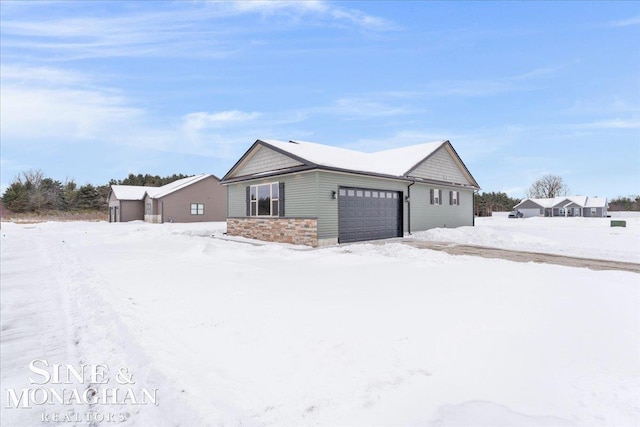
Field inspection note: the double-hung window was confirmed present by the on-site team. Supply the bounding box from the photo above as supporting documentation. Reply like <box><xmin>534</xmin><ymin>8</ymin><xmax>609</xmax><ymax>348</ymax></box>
<box><xmin>249</xmin><ymin>182</ymin><xmax>280</xmax><ymax>216</ymax></box>
<box><xmin>450</xmin><ymin>191</ymin><xmax>459</xmax><ymax>206</ymax></box>
<box><xmin>145</xmin><ymin>203</ymin><xmax>151</xmax><ymax>215</ymax></box>
<box><xmin>430</xmin><ymin>188</ymin><xmax>442</xmax><ymax>205</ymax></box>
<box><xmin>190</xmin><ymin>203</ymin><xmax>204</xmax><ymax>215</ymax></box>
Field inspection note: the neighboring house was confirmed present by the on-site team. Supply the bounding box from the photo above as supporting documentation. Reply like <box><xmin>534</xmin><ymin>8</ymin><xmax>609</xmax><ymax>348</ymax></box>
<box><xmin>513</xmin><ymin>196</ymin><xmax>609</xmax><ymax>218</ymax></box>
<box><xmin>220</xmin><ymin>139</ymin><xmax>480</xmax><ymax>247</ymax></box>
<box><xmin>108</xmin><ymin>174</ymin><xmax>226</xmax><ymax>223</ymax></box>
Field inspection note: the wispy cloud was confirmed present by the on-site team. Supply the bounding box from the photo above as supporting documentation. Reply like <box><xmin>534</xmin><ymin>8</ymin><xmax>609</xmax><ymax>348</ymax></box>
<box><xmin>345</xmin><ymin>127</ymin><xmax>512</xmax><ymax>161</ymax></box>
<box><xmin>183</xmin><ymin>110</ymin><xmax>262</xmax><ymax>132</ymax></box>
<box><xmin>1</xmin><ymin>65</ymin><xmax>142</xmax><ymax>141</ymax></box>
<box><xmin>317</xmin><ymin>97</ymin><xmax>421</xmax><ymax>119</ymax></box>
<box><xmin>1</xmin><ymin>1</ymin><xmax>396</xmax><ymax>60</ymax></box>
<box><xmin>578</xmin><ymin>118</ymin><xmax>640</xmax><ymax>129</ymax></box>
<box><xmin>610</xmin><ymin>16</ymin><xmax>640</xmax><ymax>27</ymax></box>
<box><xmin>0</xmin><ymin>63</ymin><xmax>311</xmax><ymax>161</ymax></box>
<box><xmin>512</xmin><ymin>65</ymin><xmax>565</xmax><ymax>80</ymax></box>
<box><xmin>436</xmin><ymin>64</ymin><xmax>566</xmax><ymax>97</ymax></box>
<box><xmin>224</xmin><ymin>1</ymin><xmax>397</xmax><ymax>31</ymax></box>
<box><xmin>228</xmin><ymin>0</ymin><xmax>327</xmax><ymax>14</ymax></box>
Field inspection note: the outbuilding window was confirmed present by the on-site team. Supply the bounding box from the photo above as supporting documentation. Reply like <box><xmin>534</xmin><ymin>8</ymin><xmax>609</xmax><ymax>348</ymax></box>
<box><xmin>145</xmin><ymin>203</ymin><xmax>151</xmax><ymax>215</ymax></box>
<box><xmin>247</xmin><ymin>182</ymin><xmax>284</xmax><ymax>217</ymax></box>
<box><xmin>450</xmin><ymin>191</ymin><xmax>459</xmax><ymax>206</ymax></box>
<box><xmin>430</xmin><ymin>188</ymin><xmax>442</xmax><ymax>205</ymax></box>
<box><xmin>190</xmin><ymin>203</ymin><xmax>204</xmax><ymax>215</ymax></box>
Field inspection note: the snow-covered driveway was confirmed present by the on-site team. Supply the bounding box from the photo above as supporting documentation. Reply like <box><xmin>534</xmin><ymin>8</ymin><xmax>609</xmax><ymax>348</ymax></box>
<box><xmin>1</xmin><ymin>221</ymin><xmax>639</xmax><ymax>426</ymax></box>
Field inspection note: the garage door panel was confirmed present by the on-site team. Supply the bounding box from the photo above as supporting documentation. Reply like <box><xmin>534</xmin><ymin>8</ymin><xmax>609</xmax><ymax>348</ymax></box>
<box><xmin>338</xmin><ymin>186</ymin><xmax>402</xmax><ymax>243</ymax></box>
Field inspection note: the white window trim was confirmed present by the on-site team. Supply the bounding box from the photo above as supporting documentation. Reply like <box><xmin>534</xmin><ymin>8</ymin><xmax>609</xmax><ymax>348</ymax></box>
<box><xmin>434</xmin><ymin>188</ymin><xmax>441</xmax><ymax>205</ymax></box>
<box><xmin>250</xmin><ymin>182</ymin><xmax>279</xmax><ymax>217</ymax></box>
<box><xmin>190</xmin><ymin>203</ymin><xmax>204</xmax><ymax>215</ymax></box>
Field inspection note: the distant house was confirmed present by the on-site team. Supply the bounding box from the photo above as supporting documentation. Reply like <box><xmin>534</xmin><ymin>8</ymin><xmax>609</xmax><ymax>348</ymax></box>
<box><xmin>108</xmin><ymin>174</ymin><xmax>226</xmax><ymax>223</ymax></box>
<box><xmin>513</xmin><ymin>196</ymin><xmax>609</xmax><ymax>218</ymax></box>
<box><xmin>220</xmin><ymin>139</ymin><xmax>480</xmax><ymax>247</ymax></box>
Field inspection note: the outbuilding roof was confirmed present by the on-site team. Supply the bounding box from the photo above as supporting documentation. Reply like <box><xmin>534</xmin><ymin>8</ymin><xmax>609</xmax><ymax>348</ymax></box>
<box><xmin>109</xmin><ymin>185</ymin><xmax>148</xmax><ymax>201</ymax></box>
<box><xmin>110</xmin><ymin>174</ymin><xmax>216</xmax><ymax>201</ymax></box>
<box><xmin>149</xmin><ymin>174</ymin><xmax>213</xmax><ymax>198</ymax></box>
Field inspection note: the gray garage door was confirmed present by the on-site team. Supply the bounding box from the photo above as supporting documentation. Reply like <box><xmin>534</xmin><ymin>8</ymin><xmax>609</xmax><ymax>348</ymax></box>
<box><xmin>338</xmin><ymin>186</ymin><xmax>402</xmax><ymax>243</ymax></box>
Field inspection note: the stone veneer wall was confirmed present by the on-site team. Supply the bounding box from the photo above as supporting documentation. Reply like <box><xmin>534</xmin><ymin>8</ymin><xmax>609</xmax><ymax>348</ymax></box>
<box><xmin>227</xmin><ymin>217</ymin><xmax>318</xmax><ymax>247</ymax></box>
<box><xmin>144</xmin><ymin>214</ymin><xmax>162</xmax><ymax>224</ymax></box>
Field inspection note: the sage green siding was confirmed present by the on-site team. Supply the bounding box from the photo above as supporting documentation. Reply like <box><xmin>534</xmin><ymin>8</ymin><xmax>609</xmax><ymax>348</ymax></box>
<box><xmin>227</xmin><ymin>172</ymin><xmax>319</xmax><ymax>218</ymax></box>
<box><xmin>227</xmin><ymin>170</ymin><xmax>474</xmax><ymax>241</ymax></box>
<box><xmin>316</xmin><ymin>171</ymin><xmax>473</xmax><ymax>239</ymax></box>
<box><xmin>407</xmin><ymin>185</ymin><xmax>474</xmax><ymax>231</ymax></box>
<box><xmin>315</xmin><ymin>172</ymin><xmax>410</xmax><ymax>240</ymax></box>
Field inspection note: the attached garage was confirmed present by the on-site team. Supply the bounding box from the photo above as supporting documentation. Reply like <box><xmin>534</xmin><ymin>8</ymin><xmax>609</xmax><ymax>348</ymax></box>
<box><xmin>222</xmin><ymin>139</ymin><xmax>480</xmax><ymax>247</ymax></box>
<box><xmin>338</xmin><ymin>186</ymin><xmax>402</xmax><ymax>243</ymax></box>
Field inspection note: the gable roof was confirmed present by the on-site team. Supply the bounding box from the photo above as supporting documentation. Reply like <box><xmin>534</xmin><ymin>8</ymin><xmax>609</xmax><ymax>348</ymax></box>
<box><xmin>109</xmin><ymin>185</ymin><xmax>148</xmax><ymax>201</ymax></box>
<box><xmin>110</xmin><ymin>174</ymin><xmax>217</xmax><ymax>201</ymax></box>
<box><xmin>148</xmin><ymin>174</ymin><xmax>215</xmax><ymax>198</ymax></box>
<box><xmin>584</xmin><ymin>197</ymin><xmax>608</xmax><ymax>208</ymax></box>
<box><xmin>222</xmin><ymin>139</ymin><xmax>480</xmax><ymax>188</ymax></box>
<box><xmin>553</xmin><ymin>196</ymin><xmax>587</xmax><ymax>208</ymax></box>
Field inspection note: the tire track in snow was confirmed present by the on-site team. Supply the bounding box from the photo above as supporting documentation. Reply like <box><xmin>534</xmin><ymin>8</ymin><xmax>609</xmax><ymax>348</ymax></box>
<box><xmin>1</xmin><ymin>226</ymin><xmax>87</xmax><ymax>425</ymax></box>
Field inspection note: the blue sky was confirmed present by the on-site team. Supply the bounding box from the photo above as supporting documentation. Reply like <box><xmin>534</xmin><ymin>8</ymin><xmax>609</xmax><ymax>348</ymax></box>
<box><xmin>1</xmin><ymin>1</ymin><xmax>639</xmax><ymax>199</ymax></box>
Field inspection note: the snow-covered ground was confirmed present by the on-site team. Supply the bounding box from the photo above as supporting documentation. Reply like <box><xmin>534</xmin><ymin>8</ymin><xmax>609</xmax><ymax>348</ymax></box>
<box><xmin>1</xmin><ymin>220</ymin><xmax>638</xmax><ymax>426</ymax></box>
<box><xmin>413</xmin><ymin>216</ymin><xmax>640</xmax><ymax>263</ymax></box>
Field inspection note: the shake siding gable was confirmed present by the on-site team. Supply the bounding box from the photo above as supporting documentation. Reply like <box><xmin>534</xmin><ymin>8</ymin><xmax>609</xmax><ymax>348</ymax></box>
<box><xmin>234</xmin><ymin>145</ymin><xmax>303</xmax><ymax>177</ymax></box>
<box><xmin>408</xmin><ymin>146</ymin><xmax>471</xmax><ymax>185</ymax></box>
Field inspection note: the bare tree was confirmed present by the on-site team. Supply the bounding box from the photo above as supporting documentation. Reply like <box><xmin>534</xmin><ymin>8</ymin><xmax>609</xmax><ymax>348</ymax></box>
<box><xmin>22</xmin><ymin>169</ymin><xmax>46</xmax><ymax>211</ymax></box>
<box><xmin>527</xmin><ymin>174</ymin><xmax>569</xmax><ymax>198</ymax></box>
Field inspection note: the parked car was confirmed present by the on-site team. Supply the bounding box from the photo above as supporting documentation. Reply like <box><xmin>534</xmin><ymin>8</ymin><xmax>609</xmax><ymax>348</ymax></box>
<box><xmin>508</xmin><ymin>210</ymin><xmax>523</xmax><ymax>218</ymax></box>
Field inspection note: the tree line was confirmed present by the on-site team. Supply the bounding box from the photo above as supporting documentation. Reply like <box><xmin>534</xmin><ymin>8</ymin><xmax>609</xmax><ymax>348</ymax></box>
<box><xmin>1</xmin><ymin>170</ymin><xmax>190</xmax><ymax>214</ymax></box>
<box><xmin>3</xmin><ymin>170</ymin><xmax>638</xmax><ymax>215</ymax></box>
<box><xmin>474</xmin><ymin>192</ymin><xmax>521</xmax><ymax>217</ymax></box>
<box><xmin>609</xmin><ymin>196</ymin><xmax>640</xmax><ymax>211</ymax></box>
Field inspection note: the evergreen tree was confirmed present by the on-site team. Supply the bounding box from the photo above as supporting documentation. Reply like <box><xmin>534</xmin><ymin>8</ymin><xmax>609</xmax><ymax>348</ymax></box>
<box><xmin>1</xmin><ymin>181</ymin><xmax>30</xmax><ymax>212</ymax></box>
<box><xmin>474</xmin><ymin>192</ymin><xmax>522</xmax><ymax>216</ymax></box>
<box><xmin>61</xmin><ymin>180</ymin><xmax>78</xmax><ymax>211</ymax></box>
<box><xmin>76</xmin><ymin>184</ymin><xmax>102</xmax><ymax>210</ymax></box>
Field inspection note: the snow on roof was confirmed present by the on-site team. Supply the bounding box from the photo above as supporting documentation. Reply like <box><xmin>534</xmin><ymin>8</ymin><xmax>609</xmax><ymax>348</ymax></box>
<box><xmin>516</xmin><ymin>198</ymin><xmax>554</xmax><ymax>208</ymax></box>
<box><xmin>584</xmin><ymin>197</ymin><xmax>608</xmax><ymax>208</ymax></box>
<box><xmin>111</xmin><ymin>174</ymin><xmax>213</xmax><ymax>200</ymax></box>
<box><xmin>149</xmin><ymin>174</ymin><xmax>212</xmax><ymax>198</ymax></box>
<box><xmin>516</xmin><ymin>196</ymin><xmax>607</xmax><ymax>209</ymax></box>
<box><xmin>260</xmin><ymin>139</ymin><xmax>446</xmax><ymax>177</ymax></box>
<box><xmin>110</xmin><ymin>185</ymin><xmax>148</xmax><ymax>201</ymax></box>
<box><xmin>554</xmin><ymin>196</ymin><xmax>587</xmax><ymax>208</ymax></box>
